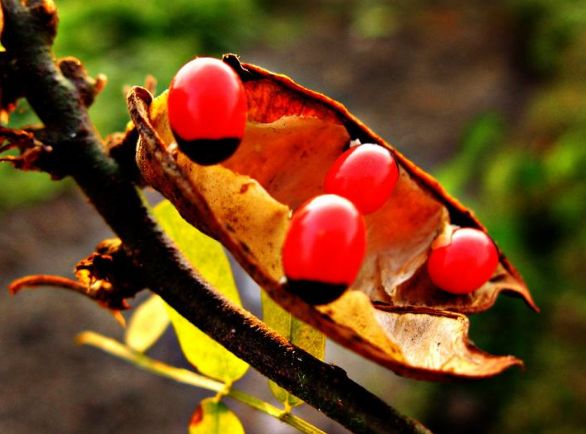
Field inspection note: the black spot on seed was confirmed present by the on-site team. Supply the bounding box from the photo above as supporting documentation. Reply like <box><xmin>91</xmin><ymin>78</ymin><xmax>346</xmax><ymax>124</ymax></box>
<box><xmin>176</xmin><ymin>136</ymin><xmax>241</xmax><ymax>165</ymax></box>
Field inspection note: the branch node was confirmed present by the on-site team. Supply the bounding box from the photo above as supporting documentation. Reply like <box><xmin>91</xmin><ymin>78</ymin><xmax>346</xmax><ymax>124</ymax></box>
<box><xmin>212</xmin><ymin>380</ymin><xmax>233</xmax><ymax>403</ymax></box>
<box><xmin>25</xmin><ymin>0</ymin><xmax>58</xmax><ymax>43</ymax></box>
<box><xmin>279</xmin><ymin>401</ymin><xmax>293</xmax><ymax>419</ymax></box>
<box><xmin>105</xmin><ymin>129</ymin><xmax>144</xmax><ymax>185</ymax></box>
<box><xmin>75</xmin><ymin>238</ymin><xmax>147</xmax><ymax>309</ymax></box>
<box><xmin>58</xmin><ymin>57</ymin><xmax>107</xmax><ymax>107</ymax></box>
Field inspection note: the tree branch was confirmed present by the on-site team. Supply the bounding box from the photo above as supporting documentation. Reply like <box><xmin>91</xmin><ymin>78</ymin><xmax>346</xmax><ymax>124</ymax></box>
<box><xmin>0</xmin><ymin>1</ymin><xmax>431</xmax><ymax>433</ymax></box>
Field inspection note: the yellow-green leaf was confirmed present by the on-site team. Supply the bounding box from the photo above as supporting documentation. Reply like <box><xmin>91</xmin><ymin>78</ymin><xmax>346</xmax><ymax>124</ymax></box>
<box><xmin>189</xmin><ymin>398</ymin><xmax>244</xmax><ymax>434</ymax></box>
<box><xmin>189</xmin><ymin>398</ymin><xmax>245</xmax><ymax>434</ymax></box>
<box><xmin>261</xmin><ymin>291</ymin><xmax>325</xmax><ymax>407</ymax></box>
<box><xmin>125</xmin><ymin>294</ymin><xmax>170</xmax><ymax>353</ymax></box>
<box><xmin>153</xmin><ymin>200</ymin><xmax>248</xmax><ymax>382</ymax></box>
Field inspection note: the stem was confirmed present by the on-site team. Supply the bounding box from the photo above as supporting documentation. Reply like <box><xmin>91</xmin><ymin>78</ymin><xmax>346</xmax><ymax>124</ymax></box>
<box><xmin>9</xmin><ymin>274</ymin><xmax>89</xmax><ymax>295</ymax></box>
<box><xmin>78</xmin><ymin>331</ymin><xmax>325</xmax><ymax>434</ymax></box>
<box><xmin>0</xmin><ymin>2</ymin><xmax>431</xmax><ymax>433</ymax></box>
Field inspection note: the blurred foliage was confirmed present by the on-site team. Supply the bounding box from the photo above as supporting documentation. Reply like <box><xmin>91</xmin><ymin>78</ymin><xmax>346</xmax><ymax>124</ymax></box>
<box><xmin>54</xmin><ymin>0</ymin><xmax>265</xmax><ymax>134</ymax></box>
<box><xmin>508</xmin><ymin>0</ymin><xmax>586</xmax><ymax>76</ymax></box>
<box><xmin>0</xmin><ymin>159</ymin><xmax>68</xmax><ymax>212</ymax></box>
<box><xmin>1</xmin><ymin>0</ymin><xmax>266</xmax><ymax>213</ymax></box>
<box><xmin>429</xmin><ymin>2</ymin><xmax>586</xmax><ymax>432</ymax></box>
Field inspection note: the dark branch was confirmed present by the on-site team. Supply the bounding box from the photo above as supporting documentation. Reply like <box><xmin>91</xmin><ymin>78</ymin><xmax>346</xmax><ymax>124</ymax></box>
<box><xmin>0</xmin><ymin>1</ymin><xmax>431</xmax><ymax>433</ymax></box>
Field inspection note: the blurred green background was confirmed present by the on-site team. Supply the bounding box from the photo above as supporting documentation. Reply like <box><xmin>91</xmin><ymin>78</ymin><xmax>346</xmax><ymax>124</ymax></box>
<box><xmin>0</xmin><ymin>0</ymin><xmax>584</xmax><ymax>433</ymax></box>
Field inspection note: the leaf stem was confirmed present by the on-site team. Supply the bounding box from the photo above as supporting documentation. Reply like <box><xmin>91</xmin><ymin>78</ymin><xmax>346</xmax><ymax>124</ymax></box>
<box><xmin>77</xmin><ymin>331</ymin><xmax>325</xmax><ymax>434</ymax></box>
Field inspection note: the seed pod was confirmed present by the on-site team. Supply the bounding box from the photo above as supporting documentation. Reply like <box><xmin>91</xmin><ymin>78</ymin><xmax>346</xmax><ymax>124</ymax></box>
<box><xmin>129</xmin><ymin>55</ymin><xmax>537</xmax><ymax>380</ymax></box>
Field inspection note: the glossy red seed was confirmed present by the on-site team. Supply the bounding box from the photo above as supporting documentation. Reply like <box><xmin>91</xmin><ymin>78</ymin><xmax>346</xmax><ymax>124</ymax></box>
<box><xmin>427</xmin><ymin>227</ymin><xmax>499</xmax><ymax>294</ymax></box>
<box><xmin>282</xmin><ymin>194</ymin><xmax>367</xmax><ymax>291</ymax></box>
<box><xmin>168</xmin><ymin>57</ymin><xmax>247</xmax><ymax>164</ymax></box>
<box><xmin>324</xmin><ymin>143</ymin><xmax>399</xmax><ymax>214</ymax></box>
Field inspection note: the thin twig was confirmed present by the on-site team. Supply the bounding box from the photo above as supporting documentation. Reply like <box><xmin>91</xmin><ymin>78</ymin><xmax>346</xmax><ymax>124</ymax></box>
<box><xmin>8</xmin><ymin>274</ymin><xmax>127</xmax><ymax>326</ymax></box>
<box><xmin>8</xmin><ymin>274</ymin><xmax>87</xmax><ymax>295</ymax></box>
<box><xmin>78</xmin><ymin>331</ymin><xmax>325</xmax><ymax>434</ymax></box>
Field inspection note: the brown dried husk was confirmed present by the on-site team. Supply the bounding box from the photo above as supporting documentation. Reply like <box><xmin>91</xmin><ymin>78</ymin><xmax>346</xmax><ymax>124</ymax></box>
<box><xmin>127</xmin><ymin>55</ymin><xmax>537</xmax><ymax>380</ymax></box>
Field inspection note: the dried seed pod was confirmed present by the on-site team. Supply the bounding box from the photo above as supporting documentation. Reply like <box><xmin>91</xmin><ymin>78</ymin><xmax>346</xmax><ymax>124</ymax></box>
<box><xmin>128</xmin><ymin>55</ymin><xmax>537</xmax><ymax>380</ymax></box>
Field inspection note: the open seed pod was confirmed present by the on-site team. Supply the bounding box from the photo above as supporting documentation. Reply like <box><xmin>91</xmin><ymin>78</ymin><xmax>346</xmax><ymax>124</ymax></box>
<box><xmin>128</xmin><ymin>55</ymin><xmax>538</xmax><ymax>380</ymax></box>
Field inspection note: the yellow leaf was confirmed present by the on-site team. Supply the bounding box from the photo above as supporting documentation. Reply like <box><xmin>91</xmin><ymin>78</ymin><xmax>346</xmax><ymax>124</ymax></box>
<box><xmin>125</xmin><ymin>294</ymin><xmax>170</xmax><ymax>353</ymax></box>
<box><xmin>189</xmin><ymin>398</ymin><xmax>245</xmax><ymax>434</ymax></box>
<box><xmin>261</xmin><ymin>291</ymin><xmax>324</xmax><ymax>407</ymax></box>
<box><xmin>153</xmin><ymin>200</ymin><xmax>249</xmax><ymax>382</ymax></box>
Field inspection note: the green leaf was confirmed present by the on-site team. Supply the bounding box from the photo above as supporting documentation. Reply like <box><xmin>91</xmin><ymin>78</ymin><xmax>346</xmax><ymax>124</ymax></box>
<box><xmin>261</xmin><ymin>291</ymin><xmax>325</xmax><ymax>407</ymax></box>
<box><xmin>189</xmin><ymin>398</ymin><xmax>245</xmax><ymax>434</ymax></box>
<box><xmin>153</xmin><ymin>200</ymin><xmax>248</xmax><ymax>382</ymax></box>
<box><xmin>434</xmin><ymin>112</ymin><xmax>505</xmax><ymax>197</ymax></box>
<box><xmin>125</xmin><ymin>294</ymin><xmax>170</xmax><ymax>352</ymax></box>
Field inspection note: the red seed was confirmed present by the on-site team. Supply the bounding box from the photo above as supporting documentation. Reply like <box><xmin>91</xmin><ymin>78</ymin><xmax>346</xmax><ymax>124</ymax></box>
<box><xmin>324</xmin><ymin>143</ymin><xmax>399</xmax><ymax>214</ymax></box>
<box><xmin>282</xmin><ymin>194</ymin><xmax>367</xmax><ymax>304</ymax></box>
<box><xmin>168</xmin><ymin>57</ymin><xmax>247</xmax><ymax>165</ymax></box>
<box><xmin>427</xmin><ymin>227</ymin><xmax>499</xmax><ymax>294</ymax></box>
